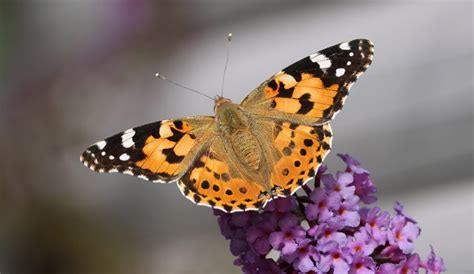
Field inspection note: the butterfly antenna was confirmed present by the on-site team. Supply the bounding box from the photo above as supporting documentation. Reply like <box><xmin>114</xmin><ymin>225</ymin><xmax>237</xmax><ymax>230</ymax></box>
<box><xmin>220</xmin><ymin>33</ymin><xmax>232</xmax><ymax>97</ymax></box>
<box><xmin>155</xmin><ymin>73</ymin><xmax>214</xmax><ymax>101</ymax></box>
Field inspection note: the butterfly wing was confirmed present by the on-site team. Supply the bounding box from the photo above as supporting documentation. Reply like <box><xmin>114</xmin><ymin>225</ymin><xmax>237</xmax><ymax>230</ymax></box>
<box><xmin>268</xmin><ymin>121</ymin><xmax>333</xmax><ymax>196</ymax></box>
<box><xmin>80</xmin><ymin>117</ymin><xmax>214</xmax><ymax>183</ymax></box>
<box><xmin>241</xmin><ymin>39</ymin><xmax>374</xmax><ymax>124</ymax></box>
<box><xmin>176</xmin><ymin>137</ymin><xmax>268</xmax><ymax>212</ymax></box>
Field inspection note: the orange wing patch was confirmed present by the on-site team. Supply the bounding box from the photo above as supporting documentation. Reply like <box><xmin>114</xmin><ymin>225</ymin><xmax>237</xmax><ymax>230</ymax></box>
<box><xmin>178</xmin><ymin>146</ymin><xmax>267</xmax><ymax>212</ymax></box>
<box><xmin>267</xmin><ymin>72</ymin><xmax>340</xmax><ymax>119</ymax></box>
<box><xmin>270</xmin><ymin>122</ymin><xmax>333</xmax><ymax>196</ymax></box>
<box><xmin>135</xmin><ymin>120</ymin><xmax>196</xmax><ymax>177</ymax></box>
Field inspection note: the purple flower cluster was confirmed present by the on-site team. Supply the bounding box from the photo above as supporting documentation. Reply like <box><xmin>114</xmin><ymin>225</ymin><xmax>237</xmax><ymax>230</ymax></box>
<box><xmin>214</xmin><ymin>154</ymin><xmax>446</xmax><ymax>274</ymax></box>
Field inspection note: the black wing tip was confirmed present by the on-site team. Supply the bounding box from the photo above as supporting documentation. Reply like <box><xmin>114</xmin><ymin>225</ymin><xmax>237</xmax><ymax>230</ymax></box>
<box><xmin>346</xmin><ymin>38</ymin><xmax>373</xmax><ymax>47</ymax></box>
<box><xmin>80</xmin><ymin>147</ymin><xmax>104</xmax><ymax>172</ymax></box>
<box><xmin>341</xmin><ymin>38</ymin><xmax>374</xmax><ymax>53</ymax></box>
<box><xmin>79</xmin><ymin>146</ymin><xmax>172</xmax><ymax>184</ymax></box>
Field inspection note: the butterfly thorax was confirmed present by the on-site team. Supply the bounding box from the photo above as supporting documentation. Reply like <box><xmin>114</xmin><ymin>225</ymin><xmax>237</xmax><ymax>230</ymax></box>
<box><xmin>214</xmin><ymin>97</ymin><xmax>264</xmax><ymax>173</ymax></box>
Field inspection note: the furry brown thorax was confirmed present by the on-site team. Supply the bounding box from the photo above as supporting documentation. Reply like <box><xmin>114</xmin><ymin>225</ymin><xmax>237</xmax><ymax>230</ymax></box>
<box><xmin>214</xmin><ymin>96</ymin><xmax>263</xmax><ymax>173</ymax></box>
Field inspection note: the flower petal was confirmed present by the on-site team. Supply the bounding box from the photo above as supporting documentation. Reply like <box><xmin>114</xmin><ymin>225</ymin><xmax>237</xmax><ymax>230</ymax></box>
<box><xmin>268</xmin><ymin>231</ymin><xmax>284</xmax><ymax>249</ymax></box>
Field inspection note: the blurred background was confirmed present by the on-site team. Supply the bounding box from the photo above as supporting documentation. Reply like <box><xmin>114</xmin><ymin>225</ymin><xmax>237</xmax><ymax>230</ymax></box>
<box><xmin>0</xmin><ymin>0</ymin><xmax>472</xmax><ymax>273</ymax></box>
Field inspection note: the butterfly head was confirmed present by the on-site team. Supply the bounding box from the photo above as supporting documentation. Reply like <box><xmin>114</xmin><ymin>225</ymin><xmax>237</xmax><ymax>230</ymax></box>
<box><xmin>214</xmin><ymin>95</ymin><xmax>233</xmax><ymax>112</ymax></box>
<box><xmin>214</xmin><ymin>96</ymin><xmax>247</xmax><ymax>130</ymax></box>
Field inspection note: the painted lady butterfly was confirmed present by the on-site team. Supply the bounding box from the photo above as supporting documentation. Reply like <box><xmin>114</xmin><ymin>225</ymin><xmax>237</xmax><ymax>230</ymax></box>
<box><xmin>81</xmin><ymin>39</ymin><xmax>374</xmax><ymax>212</ymax></box>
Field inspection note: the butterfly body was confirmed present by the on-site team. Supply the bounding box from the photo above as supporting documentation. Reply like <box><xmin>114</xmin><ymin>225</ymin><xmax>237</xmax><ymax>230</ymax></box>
<box><xmin>214</xmin><ymin>96</ymin><xmax>274</xmax><ymax>191</ymax></box>
<box><xmin>81</xmin><ymin>39</ymin><xmax>374</xmax><ymax>212</ymax></box>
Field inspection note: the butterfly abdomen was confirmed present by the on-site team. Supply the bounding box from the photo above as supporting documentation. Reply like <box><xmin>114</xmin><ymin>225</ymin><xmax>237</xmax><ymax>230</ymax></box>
<box><xmin>230</xmin><ymin>130</ymin><xmax>261</xmax><ymax>170</ymax></box>
<box><xmin>215</xmin><ymin>100</ymin><xmax>263</xmax><ymax>171</ymax></box>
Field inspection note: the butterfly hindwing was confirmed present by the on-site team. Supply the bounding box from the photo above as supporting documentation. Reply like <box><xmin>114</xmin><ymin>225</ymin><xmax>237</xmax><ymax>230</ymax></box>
<box><xmin>177</xmin><ymin>141</ymin><xmax>267</xmax><ymax>212</ymax></box>
<box><xmin>241</xmin><ymin>39</ymin><xmax>374</xmax><ymax>124</ymax></box>
<box><xmin>269</xmin><ymin>122</ymin><xmax>333</xmax><ymax>196</ymax></box>
<box><xmin>80</xmin><ymin>117</ymin><xmax>214</xmax><ymax>183</ymax></box>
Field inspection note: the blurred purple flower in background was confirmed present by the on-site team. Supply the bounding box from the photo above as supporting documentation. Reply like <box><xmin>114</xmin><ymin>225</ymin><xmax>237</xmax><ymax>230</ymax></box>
<box><xmin>214</xmin><ymin>154</ymin><xmax>446</xmax><ymax>273</ymax></box>
<box><xmin>422</xmin><ymin>246</ymin><xmax>447</xmax><ymax>274</ymax></box>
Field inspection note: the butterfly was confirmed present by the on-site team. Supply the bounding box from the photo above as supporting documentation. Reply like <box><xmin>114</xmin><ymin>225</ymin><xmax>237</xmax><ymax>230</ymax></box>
<box><xmin>80</xmin><ymin>39</ymin><xmax>374</xmax><ymax>213</ymax></box>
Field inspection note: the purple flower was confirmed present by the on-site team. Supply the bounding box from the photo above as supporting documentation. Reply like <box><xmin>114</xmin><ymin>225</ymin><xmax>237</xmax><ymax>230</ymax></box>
<box><xmin>319</xmin><ymin>241</ymin><xmax>353</xmax><ymax>274</ymax></box>
<box><xmin>264</xmin><ymin>196</ymin><xmax>297</xmax><ymax>213</ymax></box>
<box><xmin>353</xmin><ymin>172</ymin><xmax>377</xmax><ymax>204</ymax></box>
<box><xmin>230</xmin><ymin>238</ymin><xmax>249</xmax><ymax>256</ymax></box>
<box><xmin>317</xmin><ymin>164</ymin><xmax>328</xmax><ymax>175</ymax></box>
<box><xmin>231</xmin><ymin>212</ymin><xmax>252</xmax><ymax>227</ymax></box>
<box><xmin>237</xmin><ymin>256</ymin><xmax>283</xmax><ymax>274</ymax></box>
<box><xmin>397</xmin><ymin>253</ymin><xmax>421</xmax><ymax>274</ymax></box>
<box><xmin>314</xmin><ymin>219</ymin><xmax>347</xmax><ymax>246</ymax></box>
<box><xmin>388</xmin><ymin>215</ymin><xmax>420</xmax><ymax>254</ymax></box>
<box><xmin>338</xmin><ymin>153</ymin><xmax>370</xmax><ymax>175</ymax></box>
<box><xmin>284</xmin><ymin>239</ymin><xmax>320</xmax><ymax>272</ymax></box>
<box><xmin>421</xmin><ymin>246</ymin><xmax>446</xmax><ymax>273</ymax></box>
<box><xmin>323</xmin><ymin>172</ymin><xmax>356</xmax><ymax>199</ymax></box>
<box><xmin>268</xmin><ymin>214</ymin><xmax>305</xmax><ymax>255</ymax></box>
<box><xmin>246</xmin><ymin>224</ymin><xmax>272</xmax><ymax>255</ymax></box>
<box><xmin>349</xmin><ymin>253</ymin><xmax>376</xmax><ymax>274</ymax></box>
<box><xmin>394</xmin><ymin>201</ymin><xmax>417</xmax><ymax>224</ymax></box>
<box><xmin>215</xmin><ymin>211</ymin><xmax>234</xmax><ymax>239</ymax></box>
<box><xmin>214</xmin><ymin>153</ymin><xmax>445</xmax><ymax>274</ymax></box>
<box><xmin>305</xmin><ymin>188</ymin><xmax>340</xmax><ymax>221</ymax></box>
<box><xmin>338</xmin><ymin>153</ymin><xmax>377</xmax><ymax>204</ymax></box>
<box><xmin>376</xmin><ymin>263</ymin><xmax>397</xmax><ymax>274</ymax></box>
<box><xmin>377</xmin><ymin>245</ymin><xmax>406</xmax><ymax>264</ymax></box>
<box><xmin>334</xmin><ymin>195</ymin><xmax>361</xmax><ymax>227</ymax></box>
<box><xmin>347</xmin><ymin>229</ymin><xmax>377</xmax><ymax>256</ymax></box>
<box><xmin>360</xmin><ymin>207</ymin><xmax>390</xmax><ymax>245</ymax></box>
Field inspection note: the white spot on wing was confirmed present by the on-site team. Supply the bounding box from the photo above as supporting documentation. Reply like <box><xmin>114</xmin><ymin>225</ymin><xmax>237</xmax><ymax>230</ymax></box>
<box><xmin>123</xmin><ymin>170</ymin><xmax>134</xmax><ymax>175</ymax></box>
<box><xmin>309</xmin><ymin>53</ymin><xmax>331</xmax><ymax>69</ymax></box>
<box><xmin>95</xmin><ymin>140</ymin><xmax>106</xmax><ymax>150</ymax></box>
<box><xmin>336</xmin><ymin>68</ymin><xmax>345</xmax><ymax>77</ymax></box>
<box><xmin>101</xmin><ymin>151</ymin><xmax>106</xmax><ymax>156</ymax></box>
<box><xmin>349</xmin><ymin>52</ymin><xmax>354</xmax><ymax>57</ymax></box>
<box><xmin>119</xmin><ymin>153</ymin><xmax>130</xmax><ymax>161</ymax></box>
<box><xmin>347</xmin><ymin>61</ymin><xmax>351</xmax><ymax>66</ymax></box>
<box><xmin>159</xmin><ymin>124</ymin><xmax>173</xmax><ymax>137</ymax></box>
<box><xmin>138</xmin><ymin>175</ymin><xmax>149</xmax><ymax>180</ymax></box>
<box><xmin>339</xmin><ymin>42</ymin><xmax>350</xmax><ymax>50</ymax></box>
<box><xmin>121</xmin><ymin>128</ymin><xmax>135</xmax><ymax>148</ymax></box>
<box><xmin>318</xmin><ymin>60</ymin><xmax>332</xmax><ymax>69</ymax></box>
<box><xmin>109</xmin><ymin>155</ymin><xmax>115</xmax><ymax>160</ymax></box>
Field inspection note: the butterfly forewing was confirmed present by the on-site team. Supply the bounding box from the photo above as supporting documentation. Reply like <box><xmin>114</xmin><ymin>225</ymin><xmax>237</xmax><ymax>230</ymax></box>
<box><xmin>80</xmin><ymin>117</ymin><xmax>214</xmax><ymax>182</ymax></box>
<box><xmin>241</xmin><ymin>39</ymin><xmax>374</xmax><ymax>125</ymax></box>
